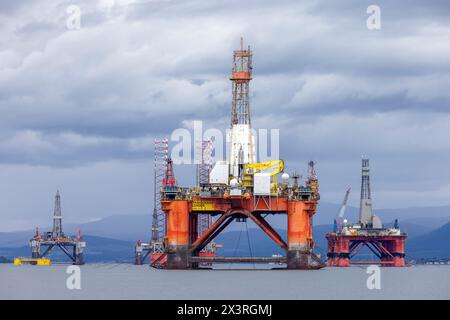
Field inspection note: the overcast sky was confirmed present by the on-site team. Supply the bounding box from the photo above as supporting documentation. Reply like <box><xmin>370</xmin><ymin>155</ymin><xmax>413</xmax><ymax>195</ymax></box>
<box><xmin>1</xmin><ymin>0</ymin><xmax>450</xmax><ymax>231</ymax></box>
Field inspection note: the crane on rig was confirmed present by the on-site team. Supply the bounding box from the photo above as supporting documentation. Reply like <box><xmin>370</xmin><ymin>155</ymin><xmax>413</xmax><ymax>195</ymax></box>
<box><xmin>242</xmin><ymin>160</ymin><xmax>284</xmax><ymax>192</ymax></box>
<box><xmin>335</xmin><ymin>187</ymin><xmax>351</xmax><ymax>232</ymax></box>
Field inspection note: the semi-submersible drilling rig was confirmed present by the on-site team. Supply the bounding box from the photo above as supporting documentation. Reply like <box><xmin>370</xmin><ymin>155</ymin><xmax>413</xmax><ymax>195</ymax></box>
<box><xmin>136</xmin><ymin>39</ymin><xmax>324</xmax><ymax>269</ymax></box>
<box><xmin>326</xmin><ymin>159</ymin><xmax>407</xmax><ymax>267</ymax></box>
<box><xmin>30</xmin><ymin>191</ymin><xmax>86</xmax><ymax>265</ymax></box>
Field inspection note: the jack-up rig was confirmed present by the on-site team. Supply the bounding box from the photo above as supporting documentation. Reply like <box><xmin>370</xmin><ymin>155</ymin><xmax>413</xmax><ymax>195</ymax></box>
<box><xmin>30</xmin><ymin>190</ymin><xmax>86</xmax><ymax>265</ymax></box>
<box><xmin>135</xmin><ymin>138</ymin><xmax>169</xmax><ymax>265</ymax></box>
<box><xmin>139</xmin><ymin>38</ymin><xmax>324</xmax><ymax>269</ymax></box>
<box><xmin>326</xmin><ymin>159</ymin><xmax>407</xmax><ymax>267</ymax></box>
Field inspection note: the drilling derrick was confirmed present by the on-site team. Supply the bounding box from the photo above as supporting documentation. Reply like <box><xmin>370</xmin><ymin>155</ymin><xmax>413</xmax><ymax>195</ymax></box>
<box><xmin>229</xmin><ymin>37</ymin><xmax>256</xmax><ymax>179</ymax></box>
<box><xmin>30</xmin><ymin>191</ymin><xmax>86</xmax><ymax>265</ymax></box>
<box><xmin>52</xmin><ymin>190</ymin><xmax>63</xmax><ymax>238</ymax></box>
<box><xmin>326</xmin><ymin>158</ymin><xmax>407</xmax><ymax>267</ymax></box>
<box><xmin>151</xmin><ymin>39</ymin><xmax>323</xmax><ymax>270</ymax></box>
<box><xmin>359</xmin><ymin>158</ymin><xmax>373</xmax><ymax>228</ymax></box>
<box><xmin>135</xmin><ymin>138</ymin><xmax>168</xmax><ymax>265</ymax></box>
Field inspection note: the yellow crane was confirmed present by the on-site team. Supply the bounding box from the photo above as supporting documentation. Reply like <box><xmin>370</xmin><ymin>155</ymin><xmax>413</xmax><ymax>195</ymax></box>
<box><xmin>242</xmin><ymin>160</ymin><xmax>284</xmax><ymax>193</ymax></box>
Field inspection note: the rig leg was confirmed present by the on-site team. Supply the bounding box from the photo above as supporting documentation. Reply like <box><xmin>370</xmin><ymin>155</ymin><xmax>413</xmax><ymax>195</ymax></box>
<box><xmin>30</xmin><ymin>240</ymin><xmax>40</xmax><ymax>265</ymax></box>
<box><xmin>327</xmin><ymin>236</ymin><xmax>350</xmax><ymax>267</ymax></box>
<box><xmin>394</xmin><ymin>238</ymin><xmax>406</xmax><ymax>267</ymax></box>
<box><xmin>31</xmin><ymin>241</ymin><xmax>40</xmax><ymax>259</ymax></box>
<box><xmin>190</xmin><ymin>214</ymin><xmax>199</xmax><ymax>269</ymax></box>
<box><xmin>74</xmin><ymin>242</ymin><xmax>85</xmax><ymax>265</ymax></box>
<box><xmin>383</xmin><ymin>238</ymin><xmax>406</xmax><ymax>267</ymax></box>
<box><xmin>75</xmin><ymin>253</ymin><xmax>84</xmax><ymax>265</ymax></box>
<box><xmin>287</xmin><ymin>201</ymin><xmax>316</xmax><ymax>269</ymax></box>
<box><xmin>135</xmin><ymin>245</ymin><xmax>143</xmax><ymax>265</ymax></box>
<box><xmin>287</xmin><ymin>250</ymin><xmax>313</xmax><ymax>269</ymax></box>
<box><xmin>165</xmin><ymin>200</ymin><xmax>190</xmax><ymax>269</ymax></box>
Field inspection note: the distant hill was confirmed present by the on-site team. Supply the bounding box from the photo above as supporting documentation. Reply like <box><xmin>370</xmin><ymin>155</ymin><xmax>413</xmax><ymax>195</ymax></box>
<box><xmin>376</xmin><ymin>206</ymin><xmax>450</xmax><ymax>224</ymax></box>
<box><xmin>1</xmin><ymin>212</ymin><xmax>439</xmax><ymax>248</ymax></box>
<box><xmin>214</xmin><ymin>225</ymin><xmax>342</xmax><ymax>258</ymax></box>
<box><xmin>0</xmin><ymin>256</ymin><xmax>10</xmax><ymax>263</ymax></box>
<box><xmin>228</xmin><ymin>203</ymin><xmax>450</xmax><ymax>230</ymax></box>
<box><xmin>2</xmin><ymin>203</ymin><xmax>450</xmax><ymax>261</ymax></box>
<box><xmin>401</xmin><ymin>216</ymin><xmax>450</xmax><ymax>230</ymax></box>
<box><xmin>0</xmin><ymin>230</ymin><xmax>33</xmax><ymax>248</ymax></box>
<box><xmin>0</xmin><ymin>215</ymin><xmax>151</xmax><ymax>247</ymax></box>
<box><xmin>407</xmin><ymin>222</ymin><xmax>450</xmax><ymax>259</ymax></box>
<box><xmin>4</xmin><ymin>202</ymin><xmax>450</xmax><ymax>243</ymax></box>
<box><xmin>2</xmin><ymin>222</ymin><xmax>449</xmax><ymax>263</ymax></box>
<box><xmin>217</xmin><ymin>220</ymin><xmax>450</xmax><ymax>260</ymax></box>
<box><xmin>67</xmin><ymin>215</ymin><xmax>151</xmax><ymax>242</ymax></box>
<box><xmin>318</xmin><ymin>203</ymin><xmax>450</xmax><ymax>226</ymax></box>
<box><xmin>215</xmin><ymin>228</ymin><xmax>287</xmax><ymax>257</ymax></box>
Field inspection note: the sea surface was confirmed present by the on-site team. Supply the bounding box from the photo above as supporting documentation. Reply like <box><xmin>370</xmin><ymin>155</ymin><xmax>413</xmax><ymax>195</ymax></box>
<box><xmin>1</xmin><ymin>264</ymin><xmax>449</xmax><ymax>299</ymax></box>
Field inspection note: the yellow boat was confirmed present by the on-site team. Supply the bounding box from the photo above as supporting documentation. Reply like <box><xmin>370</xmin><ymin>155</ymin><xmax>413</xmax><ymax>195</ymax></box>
<box><xmin>14</xmin><ymin>257</ymin><xmax>51</xmax><ymax>266</ymax></box>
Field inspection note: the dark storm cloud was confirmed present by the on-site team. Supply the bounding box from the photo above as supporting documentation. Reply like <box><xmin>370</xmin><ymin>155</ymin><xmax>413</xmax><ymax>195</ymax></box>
<box><xmin>2</xmin><ymin>0</ymin><xmax>449</xmax><ymax>153</ymax></box>
<box><xmin>1</xmin><ymin>0</ymin><xmax>450</xmax><ymax>229</ymax></box>
<box><xmin>0</xmin><ymin>1</ymin><xmax>34</xmax><ymax>15</ymax></box>
<box><xmin>311</xmin><ymin>0</ymin><xmax>450</xmax><ymax>22</ymax></box>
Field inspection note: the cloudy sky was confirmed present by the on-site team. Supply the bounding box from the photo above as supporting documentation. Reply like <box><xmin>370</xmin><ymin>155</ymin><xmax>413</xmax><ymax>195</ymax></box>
<box><xmin>1</xmin><ymin>0</ymin><xmax>450</xmax><ymax>231</ymax></box>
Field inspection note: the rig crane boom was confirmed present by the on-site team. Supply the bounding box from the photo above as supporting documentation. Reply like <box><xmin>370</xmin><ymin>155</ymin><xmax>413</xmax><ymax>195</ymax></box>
<box><xmin>243</xmin><ymin>160</ymin><xmax>284</xmax><ymax>192</ymax></box>
<box><xmin>336</xmin><ymin>187</ymin><xmax>351</xmax><ymax>230</ymax></box>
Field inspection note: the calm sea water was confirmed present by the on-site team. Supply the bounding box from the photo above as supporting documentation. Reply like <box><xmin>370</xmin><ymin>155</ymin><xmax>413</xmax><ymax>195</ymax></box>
<box><xmin>1</xmin><ymin>264</ymin><xmax>449</xmax><ymax>299</ymax></box>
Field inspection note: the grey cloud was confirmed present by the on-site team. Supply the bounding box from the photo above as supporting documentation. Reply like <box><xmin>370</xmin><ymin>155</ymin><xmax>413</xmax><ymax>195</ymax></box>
<box><xmin>0</xmin><ymin>1</ymin><xmax>35</xmax><ymax>15</ymax></box>
<box><xmin>1</xmin><ymin>0</ymin><xmax>450</xmax><ymax>228</ymax></box>
<box><xmin>0</xmin><ymin>130</ymin><xmax>155</xmax><ymax>166</ymax></box>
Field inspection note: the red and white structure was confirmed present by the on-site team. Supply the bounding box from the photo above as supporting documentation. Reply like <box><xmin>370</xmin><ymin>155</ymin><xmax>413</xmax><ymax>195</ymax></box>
<box><xmin>326</xmin><ymin>159</ymin><xmax>407</xmax><ymax>267</ymax></box>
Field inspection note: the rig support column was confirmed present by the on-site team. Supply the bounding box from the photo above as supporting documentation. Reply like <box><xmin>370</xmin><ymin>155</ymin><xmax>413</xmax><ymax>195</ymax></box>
<box><xmin>74</xmin><ymin>242</ymin><xmax>85</xmax><ymax>265</ymax></box>
<box><xmin>391</xmin><ymin>238</ymin><xmax>406</xmax><ymax>267</ymax></box>
<box><xmin>31</xmin><ymin>239</ymin><xmax>40</xmax><ymax>259</ymax></box>
<box><xmin>327</xmin><ymin>236</ymin><xmax>350</xmax><ymax>267</ymax></box>
<box><xmin>164</xmin><ymin>200</ymin><xmax>190</xmax><ymax>269</ymax></box>
<box><xmin>135</xmin><ymin>244</ymin><xmax>143</xmax><ymax>265</ymax></box>
<box><xmin>287</xmin><ymin>201</ymin><xmax>314</xmax><ymax>269</ymax></box>
<box><xmin>381</xmin><ymin>238</ymin><xmax>406</xmax><ymax>267</ymax></box>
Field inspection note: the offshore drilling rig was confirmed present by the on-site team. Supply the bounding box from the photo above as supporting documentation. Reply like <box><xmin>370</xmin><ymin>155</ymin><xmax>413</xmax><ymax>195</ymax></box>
<box><xmin>30</xmin><ymin>191</ymin><xmax>86</xmax><ymax>265</ymax></box>
<box><xmin>135</xmin><ymin>138</ymin><xmax>169</xmax><ymax>265</ymax></box>
<box><xmin>326</xmin><ymin>159</ymin><xmax>407</xmax><ymax>267</ymax></box>
<box><xmin>142</xmin><ymin>39</ymin><xmax>324</xmax><ymax>269</ymax></box>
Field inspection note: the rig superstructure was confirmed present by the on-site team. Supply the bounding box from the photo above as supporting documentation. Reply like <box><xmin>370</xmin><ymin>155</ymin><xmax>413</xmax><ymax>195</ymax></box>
<box><xmin>326</xmin><ymin>159</ymin><xmax>407</xmax><ymax>267</ymax></box>
<box><xmin>146</xmin><ymin>39</ymin><xmax>324</xmax><ymax>269</ymax></box>
<box><xmin>30</xmin><ymin>190</ymin><xmax>86</xmax><ymax>265</ymax></box>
